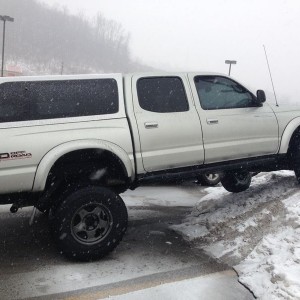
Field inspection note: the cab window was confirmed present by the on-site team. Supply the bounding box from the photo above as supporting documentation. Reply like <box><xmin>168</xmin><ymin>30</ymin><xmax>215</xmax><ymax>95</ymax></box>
<box><xmin>137</xmin><ymin>77</ymin><xmax>189</xmax><ymax>113</ymax></box>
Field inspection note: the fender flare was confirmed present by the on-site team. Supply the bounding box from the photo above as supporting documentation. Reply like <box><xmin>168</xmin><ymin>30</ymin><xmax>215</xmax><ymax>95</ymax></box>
<box><xmin>32</xmin><ymin>139</ymin><xmax>134</xmax><ymax>192</ymax></box>
<box><xmin>279</xmin><ymin>117</ymin><xmax>300</xmax><ymax>154</ymax></box>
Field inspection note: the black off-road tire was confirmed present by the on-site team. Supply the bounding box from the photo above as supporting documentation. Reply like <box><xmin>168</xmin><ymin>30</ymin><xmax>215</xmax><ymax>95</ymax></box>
<box><xmin>50</xmin><ymin>186</ymin><xmax>128</xmax><ymax>261</ymax></box>
<box><xmin>295</xmin><ymin>168</ymin><xmax>300</xmax><ymax>184</ymax></box>
<box><xmin>197</xmin><ymin>173</ymin><xmax>221</xmax><ymax>186</ymax></box>
<box><xmin>221</xmin><ymin>171</ymin><xmax>251</xmax><ymax>193</ymax></box>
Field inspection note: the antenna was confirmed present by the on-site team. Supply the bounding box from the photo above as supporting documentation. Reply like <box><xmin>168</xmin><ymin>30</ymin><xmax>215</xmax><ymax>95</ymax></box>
<box><xmin>263</xmin><ymin>45</ymin><xmax>279</xmax><ymax>106</ymax></box>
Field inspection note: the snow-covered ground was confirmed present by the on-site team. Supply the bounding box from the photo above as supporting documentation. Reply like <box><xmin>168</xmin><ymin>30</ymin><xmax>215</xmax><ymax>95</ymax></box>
<box><xmin>1</xmin><ymin>172</ymin><xmax>298</xmax><ymax>299</ymax></box>
<box><xmin>172</xmin><ymin>171</ymin><xmax>300</xmax><ymax>299</ymax></box>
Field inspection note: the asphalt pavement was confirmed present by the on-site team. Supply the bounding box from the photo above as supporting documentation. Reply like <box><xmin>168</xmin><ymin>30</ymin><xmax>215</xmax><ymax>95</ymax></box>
<box><xmin>0</xmin><ymin>182</ymin><xmax>254</xmax><ymax>300</ymax></box>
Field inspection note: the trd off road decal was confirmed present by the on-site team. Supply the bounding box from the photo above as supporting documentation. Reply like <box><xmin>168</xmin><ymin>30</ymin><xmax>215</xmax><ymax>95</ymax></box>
<box><xmin>0</xmin><ymin>151</ymin><xmax>32</xmax><ymax>160</ymax></box>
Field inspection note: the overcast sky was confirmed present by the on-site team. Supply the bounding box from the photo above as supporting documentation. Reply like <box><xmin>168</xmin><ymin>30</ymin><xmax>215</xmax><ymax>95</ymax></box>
<box><xmin>38</xmin><ymin>0</ymin><xmax>300</xmax><ymax>104</ymax></box>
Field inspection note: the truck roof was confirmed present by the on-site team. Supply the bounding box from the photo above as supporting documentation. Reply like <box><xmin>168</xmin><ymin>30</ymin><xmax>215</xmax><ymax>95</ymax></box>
<box><xmin>0</xmin><ymin>72</ymin><xmax>228</xmax><ymax>83</ymax></box>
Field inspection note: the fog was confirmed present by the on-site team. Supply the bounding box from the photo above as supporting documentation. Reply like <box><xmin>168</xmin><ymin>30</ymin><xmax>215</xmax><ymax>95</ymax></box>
<box><xmin>5</xmin><ymin>0</ymin><xmax>300</xmax><ymax>105</ymax></box>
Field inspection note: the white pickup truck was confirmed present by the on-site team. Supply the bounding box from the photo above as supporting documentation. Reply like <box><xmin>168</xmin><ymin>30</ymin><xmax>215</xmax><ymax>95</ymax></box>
<box><xmin>0</xmin><ymin>72</ymin><xmax>299</xmax><ymax>260</ymax></box>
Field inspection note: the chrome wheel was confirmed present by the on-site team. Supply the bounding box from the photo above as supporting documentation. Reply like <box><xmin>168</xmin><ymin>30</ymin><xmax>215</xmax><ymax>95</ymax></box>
<box><xmin>71</xmin><ymin>203</ymin><xmax>113</xmax><ymax>245</ymax></box>
<box><xmin>197</xmin><ymin>173</ymin><xmax>221</xmax><ymax>186</ymax></box>
<box><xmin>204</xmin><ymin>173</ymin><xmax>220</xmax><ymax>181</ymax></box>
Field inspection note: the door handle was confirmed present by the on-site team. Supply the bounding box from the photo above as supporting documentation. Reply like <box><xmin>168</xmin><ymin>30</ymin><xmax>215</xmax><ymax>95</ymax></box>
<box><xmin>207</xmin><ymin>119</ymin><xmax>219</xmax><ymax>125</ymax></box>
<box><xmin>144</xmin><ymin>122</ymin><xmax>158</xmax><ymax>129</ymax></box>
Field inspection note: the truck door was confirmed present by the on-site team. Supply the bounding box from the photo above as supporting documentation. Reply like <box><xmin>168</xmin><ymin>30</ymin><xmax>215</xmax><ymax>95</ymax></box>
<box><xmin>131</xmin><ymin>74</ymin><xmax>204</xmax><ymax>172</ymax></box>
<box><xmin>189</xmin><ymin>74</ymin><xmax>279</xmax><ymax>163</ymax></box>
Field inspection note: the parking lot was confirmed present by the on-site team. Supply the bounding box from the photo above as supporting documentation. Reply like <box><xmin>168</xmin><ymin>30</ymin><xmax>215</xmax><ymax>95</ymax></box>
<box><xmin>0</xmin><ymin>181</ymin><xmax>254</xmax><ymax>299</ymax></box>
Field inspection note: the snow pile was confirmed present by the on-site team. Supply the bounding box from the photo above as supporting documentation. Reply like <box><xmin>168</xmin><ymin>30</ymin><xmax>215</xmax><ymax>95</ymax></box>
<box><xmin>236</xmin><ymin>192</ymin><xmax>300</xmax><ymax>300</ymax></box>
<box><xmin>172</xmin><ymin>171</ymin><xmax>300</xmax><ymax>299</ymax></box>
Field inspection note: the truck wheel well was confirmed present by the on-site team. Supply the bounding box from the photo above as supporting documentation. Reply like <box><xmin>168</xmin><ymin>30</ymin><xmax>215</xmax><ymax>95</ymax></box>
<box><xmin>37</xmin><ymin>149</ymin><xmax>129</xmax><ymax>212</ymax></box>
<box><xmin>287</xmin><ymin>126</ymin><xmax>300</xmax><ymax>161</ymax></box>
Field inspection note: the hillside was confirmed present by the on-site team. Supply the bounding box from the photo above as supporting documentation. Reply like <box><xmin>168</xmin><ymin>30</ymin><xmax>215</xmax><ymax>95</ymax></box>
<box><xmin>0</xmin><ymin>0</ymin><xmax>150</xmax><ymax>75</ymax></box>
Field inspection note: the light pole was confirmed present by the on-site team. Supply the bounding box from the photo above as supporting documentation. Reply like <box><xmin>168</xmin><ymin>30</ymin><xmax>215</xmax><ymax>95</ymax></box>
<box><xmin>225</xmin><ymin>60</ymin><xmax>237</xmax><ymax>76</ymax></box>
<box><xmin>0</xmin><ymin>15</ymin><xmax>14</xmax><ymax>77</ymax></box>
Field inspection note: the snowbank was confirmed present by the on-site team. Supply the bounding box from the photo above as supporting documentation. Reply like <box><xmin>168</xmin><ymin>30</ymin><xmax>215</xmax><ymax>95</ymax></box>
<box><xmin>172</xmin><ymin>171</ymin><xmax>300</xmax><ymax>299</ymax></box>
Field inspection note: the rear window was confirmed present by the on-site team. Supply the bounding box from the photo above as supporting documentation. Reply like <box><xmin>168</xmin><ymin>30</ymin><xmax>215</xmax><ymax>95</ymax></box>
<box><xmin>0</xmin><ymin>78</ymin><xmax>119</xmax><ymax>123</ymax></box>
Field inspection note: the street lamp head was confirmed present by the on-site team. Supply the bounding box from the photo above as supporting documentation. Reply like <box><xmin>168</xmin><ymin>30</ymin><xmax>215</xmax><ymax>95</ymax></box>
<box><xmin>0</xmin><ymin>15</ymin><xmax>14</xmax><ymax>22</ymax></box>
<box><xmin>225</xmin><ymin>60</ymin><xmax>237</xmax><ymax>76</ymax></box>
<box><xmin>225</xmin><ymin>60</ymin><xmax>237</xmax><ymax>65</ymax></box>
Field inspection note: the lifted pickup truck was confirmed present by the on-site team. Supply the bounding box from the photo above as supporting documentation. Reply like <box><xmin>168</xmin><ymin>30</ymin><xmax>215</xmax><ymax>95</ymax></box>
<box><xmin>0</xmin><ymin>72</ymin><xmax>299</xmax><ymax>260</ymax></box>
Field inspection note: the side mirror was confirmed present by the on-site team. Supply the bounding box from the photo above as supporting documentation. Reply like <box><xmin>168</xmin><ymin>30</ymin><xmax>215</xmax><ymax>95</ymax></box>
<box><xmin>256</xmin><ymin>90</ymin><xmax>266</xmax><ymax>105</ymax></box>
